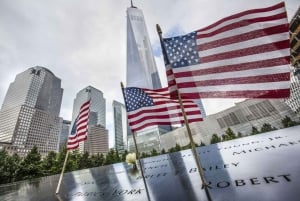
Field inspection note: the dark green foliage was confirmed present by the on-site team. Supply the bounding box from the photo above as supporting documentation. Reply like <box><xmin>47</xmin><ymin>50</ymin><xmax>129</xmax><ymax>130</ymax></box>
<box><xmin>210</xmin><ymin>134</ymin><xmax>221</xmax><ymax>144</ymax></box>
<box><xmin>150</xmin><ymin>149</ymin><xmax>158</xmax><ymax>156</ymax></box>
<box><xmin>281</xmin><ymin>116</ymin><xmax>298</xmax><ymax>128</ymax></box>
<box><xmin>260</xmin><ymin>123</ymin><xmax>277</xmax><ymax>133</ymax></box>
<box><xmin>17</xmin><ymin>146</ymin><xmax>43</xmax><ymax>180</ymax></box>
<box><xmin>251</xmin><ymin>126</ymin><xmax>260</xmax><ymax>135</ymax></box>
<box><xmin>161</xmin><ymin>148</ymin><xmax>166</xmax><ymax>154</ymax></box>
<box><xmin>199</xmin><ymin>141</ymin><xmax>206</xmax><ymax>146</ymax></box>
<box><xmin>42</xmin><ymin>151</ymin><xmax>58</xmax><ymax>176</ymax></box>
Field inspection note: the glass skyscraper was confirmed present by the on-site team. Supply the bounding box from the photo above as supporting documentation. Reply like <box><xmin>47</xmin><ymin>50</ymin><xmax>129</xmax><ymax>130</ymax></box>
<box><xmin>126</xmin><ymin>5</ymin><xmax>170</xmax><ymax>153</ymax></box>
<box><xmin>126</xmin><ymin>5</ymin><xmax>161</xmax><ymax>89</ymax></box>
<box><xmin>113</xmin><ymin>100</ymin><xmax>127</xmax><ymax>153</ymax></box>
<box><xmin>0</xmin><ymin>66</ymin><xmax>63</xmax><ymax>156</ymax></box>
<box><xmin>71</xmin><ymin>86</ymin><xmax>108</xmax><ymax>154</ymax></box>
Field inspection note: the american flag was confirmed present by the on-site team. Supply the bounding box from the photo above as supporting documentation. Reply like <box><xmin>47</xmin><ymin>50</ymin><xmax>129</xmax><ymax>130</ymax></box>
<box><xmin>162</xmin><ymin>2</ymin><xmax>290</xmax><ymax>99</ymax></box>
<box><xmin>67</xmin><ymin>100</ymin><xmax>90</xmax><ymax>150</ymax></box>
<box><xmin>123</xmin><ymin>87</ymin><xmax>202</xmax><ymax>132</ymax></box>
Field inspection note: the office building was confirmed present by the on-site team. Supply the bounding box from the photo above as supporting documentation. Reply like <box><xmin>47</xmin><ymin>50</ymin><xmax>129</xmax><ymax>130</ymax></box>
<box><xmin>0</xmin><ymin>66</ymin><xmax>63</xmax><ymax>156</ymax></box>
<box><xmin>71</xmin><ymin>86</ymin><xmax>108</xmax><ymax>154</ymax></box>
<box><xmin>59</xmin><ymin>120</ymin><xmax>71</xmax><ymax>150</ymax></box>
<box><xmin>286</xmin><ymin>8</ymin><xmax>300</xmax><ymax>115</ymax></box>
<box><xmin>113</xmin><ymin>100</ymin><xmax>127</xmax><ymax>153</ymax></box>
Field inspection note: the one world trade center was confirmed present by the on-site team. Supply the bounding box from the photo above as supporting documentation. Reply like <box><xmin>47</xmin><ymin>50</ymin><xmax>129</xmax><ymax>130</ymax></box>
<box><xmin>126</xmin><ymin>3</ymin><xmax>167</xmax><ymax>153</ymax></box>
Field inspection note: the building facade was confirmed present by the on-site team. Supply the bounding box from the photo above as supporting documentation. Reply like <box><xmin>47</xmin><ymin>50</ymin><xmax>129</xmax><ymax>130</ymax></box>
<box><xmin>126</xmin><ymin>5</ymin><xmax>161</xmax><ymax>89</ymax></box>
<box><xmin>59</xmin><ymin>119</ymin><xmax>71</xmax><ymax>151</ymax></box>
<box><xmin>0</xmin><ymin>66</ymin><xmax>63</xmax><ymax>156</ymax></box>
<box><xmin>160</xmin><ymin>99</ymin><xmax>298</xmax><ymax>150</ymax></box>
<box><xmin>286</xmin><ymin>8</ymin><xmax>300</xmax><ymax>116</ymax></box>
<box><xmin>71</xmin><ymin>86</ymin><xmax>108</xmax><ymax>154</ymax></box>
<box><xmin>113</xmin><ymin>100</ymin><xmax>127</xmax><ymax>153</ymax></box>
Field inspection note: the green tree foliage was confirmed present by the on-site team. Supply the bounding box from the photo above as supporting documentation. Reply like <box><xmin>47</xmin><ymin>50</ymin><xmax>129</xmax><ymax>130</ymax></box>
<box><xmin>42</xmin><ymin>151</ymin><xmax>58</xmax><ymax>176</ymax></box>
<box><xmin>210</xmin><ymin>134</ymin><xmax>221</xmax><ymax>144</ymax></box>
<box><xmin>260</xmin><ymin>123</ymin><xmax>277</xmax><ymax>133</ymax></box>
<box><xmin>0</xmin><ymin>149</ymin><xmax>9</xmax><ymax>184</ymax></box>
<box><xmin>90</xmin><ymin>153</ymin><xmax>104</xmax><ymax>167</ymax></box>
<box><xmin>121</xmin><ymin>150</ymin><xmax>129</xmax><ymax>162</ymax></box>
<box><xmin>78</xmin><ymin>152</ymin><xmax>91</xmax><ymax>170</ymax></box>
<box><xmin>281</xmin><ymin>116</ymin><xmax>298</xmax><ymax>128</ymax></box>
<box><xmin>251</xmin><ymin>126</ymin><xmax>260</xmax><ymax>135</ymax></box>
<box><xmin>17</xmin><ymin>146</ymin><xmax>43</xmax><ymax>180</ymax></box>
<box><xmin>199</xmin><ymin>141</ymin><xmax>206</xmax><ymax>146</ymax></box>
<box><xmin>141</xmin><ymin>152</ymin><xmax>150</xmax><ymax>158</ymax></box>
<box><xmin>150</xmin><ymin>148</ymin><xmax>158</xmax><ymax>156</ymax></box>
<box><xmin>104</xmin><ymin>149</ymin><xmax>116</xmax><ymax>165</ymax></box>
<box><xmin>161</xmin><ymin>148</ymin><xmax>166</xmax><ymax>154</ymax></box>
<box><xmin>6</xmin><ymin>153</ymin><xmax>21</xmax><ymax>183</ymax></box>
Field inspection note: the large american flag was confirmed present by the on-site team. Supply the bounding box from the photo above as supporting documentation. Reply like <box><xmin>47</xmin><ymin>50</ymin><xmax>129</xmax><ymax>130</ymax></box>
<box><xmin>67</xmin><ymin>100</ymin><xmax>90</xmax><ymax>150</ymax></box>
<box><xmin>123</xmin><ymin>87</ymin><xmax>202</xmax><ymax>132</ymax></box>
<box><xmin>162</xmin><ymin>2</ymin><xmax>290</xmax><ymax>99</ymax></box>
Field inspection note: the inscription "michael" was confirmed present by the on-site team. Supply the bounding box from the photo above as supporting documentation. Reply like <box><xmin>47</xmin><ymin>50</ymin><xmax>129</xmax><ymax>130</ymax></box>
<box><xmin>233</xmin><ymin>140</ymin><xmax>300</xmax><ymax>155</ymax></box>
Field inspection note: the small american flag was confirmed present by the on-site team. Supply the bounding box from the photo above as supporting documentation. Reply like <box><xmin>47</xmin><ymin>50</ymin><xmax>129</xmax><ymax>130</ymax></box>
<box><xmin>67</xmin><ymin>99</ymin><xmax>90</xmax><ymax>150</ymax></box>
<box><xmin>123</xmin><ymin>87</ymin><xmax>202</xmax><ymax>132</ymax></box>
<box><xmin>162</xmin><ymin>2</ymin><xmax>290</xmax><ymax>99</ymax></box>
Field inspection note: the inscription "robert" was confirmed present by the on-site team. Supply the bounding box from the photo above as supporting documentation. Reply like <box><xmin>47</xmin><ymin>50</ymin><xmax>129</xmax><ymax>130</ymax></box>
<box><xmin>203</xmin><ymin>174</ymin><xmax>291</xmax><ymax>189</ymax></box>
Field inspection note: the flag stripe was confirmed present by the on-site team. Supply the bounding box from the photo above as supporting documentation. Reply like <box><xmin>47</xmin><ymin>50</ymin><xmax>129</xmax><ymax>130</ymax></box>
<box><xmin>197</xmin><ymin>2</ymin><xmax>285</xmax><ymax>32</ymax></box>
<box><xmin>173</xmin><ymin>57</ymin><xmax>289</xmax><ymax>78</ymax></box>
<box><xmin>163</xmin><ymin>2</ymin><xmax>290</xmax><ymax>99</ymax></box>
<box><xmin>123</xmin><ymin>87</ymin><xmax>202</xmax><ymax>132</ymax></box>
<box><xmin>196</xmin><ymin>13</ymin><xmax>287</xmax><ymax>40</ymax></box>
<box><xmin>198</xmin><ymin>24</ymin><xmax>288</xmax><ymax>51</ymax></box>
<box><xmin>67</xmin><ymin>99</ymin><xmax>90</xmax><ymax>150</ymax></box>
<box><xmin>200</xmin><ymin>40</ymin><xmax>289</xmax><ymax>63</ymax></box>
<box><xmin>180</xmin><ymin>89</ymin><xmax>290</xmax><ymax>99</ymax></box>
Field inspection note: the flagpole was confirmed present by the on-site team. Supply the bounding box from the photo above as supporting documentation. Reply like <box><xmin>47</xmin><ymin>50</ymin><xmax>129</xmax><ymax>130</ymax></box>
<box><xmin>120</xmin><ymin>82</ymin><xmax>151</xmax><ymax>201</ymax></box>
<box><xmin>156</xmin><ymin>24</ymin><xmax>212</xmax><ymax>201</ymax></box>
<box><xmin>55</xmin><ymin>150</ymin><xmax>69</xmax><ymax>194</ymax></box>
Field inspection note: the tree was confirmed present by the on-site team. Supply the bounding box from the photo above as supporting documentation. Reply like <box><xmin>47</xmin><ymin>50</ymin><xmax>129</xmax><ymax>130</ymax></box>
<box><xmin>199</xmin><ymin>141</ymin><xmax>206</xmax><ymax>147</ymax></box>
<box><xmin>260</xmin><ymin>123</ymin><xmax>277</xmax><ymax>133</ymax></box>
<box><xmin>141</xmin><ymin>152</ymin><xmax>150</xmax><ymax>158</ymax></box>
<box><xmin>174</xmin><ymin>143</ymin><xmax>181</xmax><ymax>152</ymax></box>
<box><xmin>17</xmin><ymin>146</ymin><xmax>43</xmax><ymax>180</ymax></box>
<box><xmin>6</xmin><ymin>153</ymin><xmax>21</xmax><ymax>183</ymax></box>
<box><xmin>225</xmin><ymin>128</ymin><xmax>237</xmax><ymax>140</ymax></box>
<box><xmin>91</xmin><ymin>153</ymin><xmax>104</xmax><ymax>167</ymax></box>
<box><xmin>42</xmin><ymin>151</ymin><xmax>58</xmax><ymax>176</ymax></box>
<box><xmin>121</xmin><ymin>150</ymin><xmax>129</xmax><ymax>162</ymax></box>
<box><xmin>210</xmin><ymin>134</ymin><xmax>221</xmax><ymax>144</ymax></box>
<box><xmin>104</xmin><ymin>148</ymin><xmax>116</xmax><ymax>165</ymax></box>
<box><xmin>161</xmin><ymin>148</ymin><xmax>166</xmax><ymax>154</ymax></box>
<box><xmin>78</xmin><ymin>152</ymin><xmax>91</xmax><ymax>170</ymax></box>
<box><xmin>0</xmin><ymin>149</ymin><xmax>9</xmax><ymax>184</ymax></box>
<box><xmin>150</xmin><ymin>148</ymin><xmax>158</xmax><ymax>156</ymax></box>
<box><xmin>281</xmin><ymin>116</ymin><xmax>297</xmax><ymax>128</ymax></box>
<box><xmin>251</xmin><ymin>126</ymin><xmax>260</xmax><ymax>135</ymax></box>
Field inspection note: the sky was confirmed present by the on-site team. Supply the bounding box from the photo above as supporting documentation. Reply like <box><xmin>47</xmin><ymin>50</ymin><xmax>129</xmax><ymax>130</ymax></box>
<box><xmin>0</xmin><ymin>0</ymin><xmax>298</xmax><ymax>147</ymax></box>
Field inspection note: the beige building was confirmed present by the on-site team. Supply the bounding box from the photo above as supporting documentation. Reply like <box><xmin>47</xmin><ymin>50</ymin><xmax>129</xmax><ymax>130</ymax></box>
<box><xmin>160</xmin><ymin>99</ymin><xmax>298</xmax><ymax>150</ymax></box>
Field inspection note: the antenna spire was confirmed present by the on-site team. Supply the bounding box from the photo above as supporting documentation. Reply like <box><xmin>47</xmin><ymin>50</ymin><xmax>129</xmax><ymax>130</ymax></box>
<box><xmin>130</xmin><ymin>0</ymin><xmax>136</xmax><ymax>8</ymax></box>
